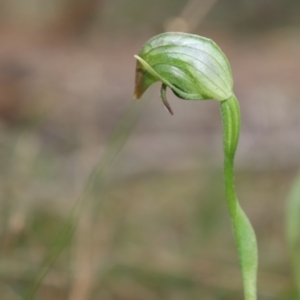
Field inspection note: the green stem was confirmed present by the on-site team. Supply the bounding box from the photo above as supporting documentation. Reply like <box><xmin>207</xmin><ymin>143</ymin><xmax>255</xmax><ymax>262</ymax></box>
<box><xmin>22</xmin><ymin>99</ymin><xmax>148</xmax><ymax>300</ymax></box>
<box><xmin>220</xmin><ymin>95</ymin><xmax>258</xmax><ymax>300</ymax></box>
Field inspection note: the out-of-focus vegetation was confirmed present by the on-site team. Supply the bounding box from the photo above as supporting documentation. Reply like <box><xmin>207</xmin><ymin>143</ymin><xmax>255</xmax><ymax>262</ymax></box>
<box><xmin>286</xmin><ymin>172</ymin><xmax>300</xmax><ymax>298</ymax></box>
<box><xmin>0</xmin><ymin>0</ymin><xmax>300</xmax><ymax>299</ymax></box>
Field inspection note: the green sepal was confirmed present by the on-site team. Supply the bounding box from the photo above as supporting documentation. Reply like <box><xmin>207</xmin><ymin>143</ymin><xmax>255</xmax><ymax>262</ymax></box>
<box><xmin>134</xmin><ymin>32</ymin><xmax>233</xmax><ymax>101</ymax></box>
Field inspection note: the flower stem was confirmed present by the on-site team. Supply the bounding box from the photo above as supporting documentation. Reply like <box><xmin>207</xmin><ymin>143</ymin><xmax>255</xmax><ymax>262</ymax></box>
<box><xmin>220</xmin><ymin>95</ymin><xmax>258</xmax><ymax>300</ymax></box>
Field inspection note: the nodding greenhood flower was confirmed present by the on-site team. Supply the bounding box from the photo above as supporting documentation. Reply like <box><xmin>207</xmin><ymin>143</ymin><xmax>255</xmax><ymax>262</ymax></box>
<box><xmin>133</xmin><ymin>32</ymin><xmax>233</xmax><ymax>114</ymax></box>
<box><xmin>133</xmin><ymin>32</ymin><xmax>258</xmax><ymax>300</ymax></box>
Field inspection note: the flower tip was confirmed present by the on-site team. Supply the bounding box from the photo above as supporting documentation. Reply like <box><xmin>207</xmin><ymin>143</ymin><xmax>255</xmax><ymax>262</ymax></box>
<box><xmin>133</xmin><ymin>86</ymin><xmax>144</xmax><ymax>99</ymax></box>
<box><xmin>133</xmin><ymin>55</ymin><xmax>147</xmax><ymax>99</ymax></box>
<box><xmin>132</xmin><ymin>91</ymin><xmax>139</xmax><ymax>100</ymax></box>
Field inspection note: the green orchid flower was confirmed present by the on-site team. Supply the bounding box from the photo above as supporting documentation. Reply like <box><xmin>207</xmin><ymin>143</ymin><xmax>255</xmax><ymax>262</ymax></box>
<box><xmin>134</xmin><ymin>32</ymin><xmax>258</xmax><ymax>300</ymax></box>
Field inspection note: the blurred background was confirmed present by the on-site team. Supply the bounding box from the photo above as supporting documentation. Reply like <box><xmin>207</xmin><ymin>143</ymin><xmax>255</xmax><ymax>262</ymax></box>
<box><xmin>0</xmin><ymin>0</ymin><xmax>300</xmax><ymax>299</ymax></box>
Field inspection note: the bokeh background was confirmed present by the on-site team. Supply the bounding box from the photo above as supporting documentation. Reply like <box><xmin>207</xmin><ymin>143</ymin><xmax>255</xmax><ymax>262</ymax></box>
<box><xmin>0</xmin><ymin>0</ymin><xmax>300</xmax><ymax>299</ymax></box>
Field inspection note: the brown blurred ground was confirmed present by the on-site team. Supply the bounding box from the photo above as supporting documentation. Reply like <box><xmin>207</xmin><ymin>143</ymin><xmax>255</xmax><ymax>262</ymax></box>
<box><xmin>0</xmin><ymin>1</ymin><xmax>300</xmax><ymax>299</ymax></box>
